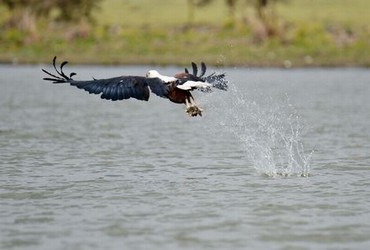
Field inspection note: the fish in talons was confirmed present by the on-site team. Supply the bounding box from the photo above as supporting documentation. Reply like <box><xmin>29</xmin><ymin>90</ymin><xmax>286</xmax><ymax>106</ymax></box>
<box><xmin>185</xmin><ymin>98</ymin><xmax>203</xmax><ymax>117</ymax></box>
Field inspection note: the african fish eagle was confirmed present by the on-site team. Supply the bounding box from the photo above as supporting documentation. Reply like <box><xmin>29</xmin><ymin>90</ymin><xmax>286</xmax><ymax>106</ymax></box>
<box><xmin>42</xmin><ymin>57</ymin><xmax>228</xmax><ymax>117</ymax></box>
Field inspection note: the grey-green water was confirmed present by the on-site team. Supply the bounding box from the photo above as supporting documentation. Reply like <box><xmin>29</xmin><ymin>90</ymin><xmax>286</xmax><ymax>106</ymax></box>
<box><xmin>1</xmin><ymin>65</ymin><xmax>369</xmax><ymax>249</ymax></box>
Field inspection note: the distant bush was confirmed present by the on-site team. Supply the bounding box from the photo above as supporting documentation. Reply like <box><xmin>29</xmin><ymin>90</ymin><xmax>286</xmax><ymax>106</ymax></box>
<box><xmin>0</xmin><ymin>0</ymin><xmax>101</xmax><ymax>31</ymax></box>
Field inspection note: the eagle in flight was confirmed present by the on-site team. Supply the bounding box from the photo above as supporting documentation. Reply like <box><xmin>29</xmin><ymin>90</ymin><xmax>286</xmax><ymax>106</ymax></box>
<box><xmin>42</xmin><ymin>57</ymin><xmax>228</xmax><ymax>117</ymax></box>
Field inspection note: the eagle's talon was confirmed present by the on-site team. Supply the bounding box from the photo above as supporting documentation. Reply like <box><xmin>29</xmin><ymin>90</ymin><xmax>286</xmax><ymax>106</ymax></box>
<box><xmin>186</xmin><ymin>105</ymin><xmax>203</xmax><ymax>117</ymax></box>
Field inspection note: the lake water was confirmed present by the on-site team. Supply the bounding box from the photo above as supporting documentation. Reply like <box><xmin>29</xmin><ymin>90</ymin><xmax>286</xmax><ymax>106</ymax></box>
<box><xmin>1</xmin><ymin>65</ymin><xmax>369</xmax><ymax>250</ymax></box>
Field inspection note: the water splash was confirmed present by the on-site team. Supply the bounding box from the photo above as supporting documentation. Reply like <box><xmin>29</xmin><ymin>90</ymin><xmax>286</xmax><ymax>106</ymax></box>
<box><xmin>202</xmin><ymin>82</ymin><xmax>312</xmax><ymax>177</ymax></box>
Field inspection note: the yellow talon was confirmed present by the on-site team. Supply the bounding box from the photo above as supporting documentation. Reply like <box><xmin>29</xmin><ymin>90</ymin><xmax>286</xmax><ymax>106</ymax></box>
<box><xmin>186</xmin><ymin>105</ymin><xmax>203</xmax><ymax>117</ymax></box>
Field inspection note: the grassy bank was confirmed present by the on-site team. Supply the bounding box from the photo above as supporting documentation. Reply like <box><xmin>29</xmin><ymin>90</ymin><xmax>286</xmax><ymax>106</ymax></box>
<box><xmin>0</xmin><ymin>0</ymin><xmax>369</xmax><ymax>67</ymax></box>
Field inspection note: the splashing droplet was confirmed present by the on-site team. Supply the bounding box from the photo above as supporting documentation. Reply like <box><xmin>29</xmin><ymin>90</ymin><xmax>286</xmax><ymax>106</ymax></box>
<box><xmin>202</xmin><ymin>82</ymin><xmax>313</xmax><ymax>177</ymax></box>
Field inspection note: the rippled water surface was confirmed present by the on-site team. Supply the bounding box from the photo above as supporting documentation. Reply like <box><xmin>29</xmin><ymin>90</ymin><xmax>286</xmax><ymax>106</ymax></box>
<box><xmin>1</xmin><ymin>65</ymin><xmax>370</xmax><ymax>249</ymax></box>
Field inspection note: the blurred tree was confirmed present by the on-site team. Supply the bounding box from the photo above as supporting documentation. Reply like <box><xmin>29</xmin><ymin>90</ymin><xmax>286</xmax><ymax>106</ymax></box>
<box><xmin>186</xmin><ymin>0</ymin><xmax>213</xmax><ymax>25</ymax></box>
<box><xmin>224</xmin><ymin>0</ymin><xmax>285</xmax><ymax>37</ymax></box>
<box><xmin>224</xmin><ymin>0</ymin><xmax>238</xmax><ymax>25</ymax></box>
<box><xmin>0</xmin><ymin>0</ymin><xmax>101</xmax><ymax>32</ymax></box>
<box><xmin>56</xmin><ymin>0</ymin><xmax>101</xmax><ymax>22</ymax></box>
<box><xmin>246</xmin><ymin>0</ymin><xmax>285</xmax><ymax>37</ymax></box>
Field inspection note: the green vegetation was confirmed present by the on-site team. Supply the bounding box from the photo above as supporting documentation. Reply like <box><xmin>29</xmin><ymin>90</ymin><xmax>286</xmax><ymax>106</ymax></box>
<box><xmin>0</xmin><ymin>0</ymin><xmax>369</xmax><ymax>67</ymax></box>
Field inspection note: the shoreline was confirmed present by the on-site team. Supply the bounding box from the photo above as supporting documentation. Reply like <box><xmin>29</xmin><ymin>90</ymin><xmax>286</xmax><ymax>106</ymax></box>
<box><xmin>1</xmin><ymin>59</ymin><xmax>368</xmax><ymax>69</ymax></box>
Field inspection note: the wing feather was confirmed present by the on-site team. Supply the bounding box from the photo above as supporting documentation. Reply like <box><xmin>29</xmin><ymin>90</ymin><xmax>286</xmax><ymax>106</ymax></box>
<box><xmin>67</xmin><ymin>76</ymin><xmax>151</xmax><ymax>101</ymax></box>
<box><xmin>145</xmin><ymin>78</ymin><xmax>169</xmax><ymax>98</ymax></box>
<box><xmin>116</xmin><ymin>85</ymin><xmax>124</xmax><ymax>100</ymax></box>
<box><xmin>181</xmin><ymin>62</ymin><xmax>228</xmax><ymax>91</ymax></box>
<box><xmin>191</xmin><ymin>62</ymin><xmax>198</xmax><ymax>76</ymax></box>
<box><xmin>200</xmin><ymin>62</ymin><xmax>206</xmax><ymax>77</ymax></box>
<box><xmin>89</xmin><ymin>82</ymin><xmax>102</xmax><ymax>94</ymax></box>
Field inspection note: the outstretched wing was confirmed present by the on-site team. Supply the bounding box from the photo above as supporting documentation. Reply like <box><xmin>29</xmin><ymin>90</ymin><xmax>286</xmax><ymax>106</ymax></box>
<box><xmin>42</xmin><ymin>57</ymin><xmax>169</xmax><ymax>101</ymax></box>
<box><xmin>182</xmin><ymin>62</ymin><xmax>229</xmax><ymax>91</ymax></box>
<box><xmin>69</xmin><ymin>76</ymin><xmax>151</xmax><ymax>101</ymax></box>
<box><xmin>202</xmin><ymin>72</ymin><xmax>228</xmax><ymax>91</ymax></box>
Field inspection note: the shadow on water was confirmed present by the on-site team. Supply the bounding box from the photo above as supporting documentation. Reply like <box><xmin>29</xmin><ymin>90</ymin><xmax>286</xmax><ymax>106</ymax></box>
<box><xmin>201</xmin><ymin>80</ymin><xmax>313</xmax><ymax>177</ymax></box>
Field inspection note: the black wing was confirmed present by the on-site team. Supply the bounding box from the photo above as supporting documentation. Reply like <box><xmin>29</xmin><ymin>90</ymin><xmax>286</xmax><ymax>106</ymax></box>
<box><xmin>70</xmin><ymin>76</ymin><xmax>151</xmax><ymax>101</ymax></box>
<box><xmin>42</xmin><ymin>57</ymin><xmax>169</xmax><ymax>101</ymax></box>
<box><xmin>203</xmin><ymin>72</ymin><xmax>228</xmax><ymax>91</ymax></box>
<box><xmin>185</xmin><ymin>62</ymin><xmax>228</xmax><ymax>91</ymax></box>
